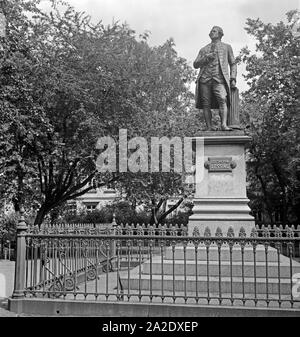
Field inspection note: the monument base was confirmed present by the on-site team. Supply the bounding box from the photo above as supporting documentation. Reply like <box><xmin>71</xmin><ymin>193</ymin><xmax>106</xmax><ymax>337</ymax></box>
<box><xmin>121</xmin><ymin>244</ymin><xmax>300</xmax><ymax>300</ymax></box>
<box><xmin>188</xmin><ymin>131</ymin><xmax>255</xmax><ymax>236</ymax></box>
<box><xmin>188</xmin><ymin>197</ymin><xmax>255</xmax><ymax>236</ymax></box>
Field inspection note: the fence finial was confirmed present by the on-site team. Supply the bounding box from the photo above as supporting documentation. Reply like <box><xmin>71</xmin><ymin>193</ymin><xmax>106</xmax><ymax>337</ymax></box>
<box><xmin>112</xmin><ymin>213</ymin><xmax>117</xmax><ymax>226</ymax></box>
<box><xmin>215</xmin><ymin>227</ymin><xmax>223</xmax><ymax>237</ymax></box>
<box><xmin>227</xmin><ymin>226</ymin><xmax>235</xmax><ymax>237</ymax></box>
<box><xmin>193</xmin><ymin>226</ymin><xmax>200</xmax><ymax>237</ymax></box>
<box><xmin>239</xmin><ymin>226</ymin><xmax>246</xmax><ymax>238</ymax></box>
<box><xmin>250</xmin><ymin>227</ymin><xmax>258</xmax><ymax>238</ymax></box>
<box><xmin>204</xmin><ymin>226</ymin><xmax>211</xmax><ymax>237</ymax></box>
<box><xmin>17</xmin><ymin>206</ymin><xmax>27</xmax><ymax>230</ymax></box>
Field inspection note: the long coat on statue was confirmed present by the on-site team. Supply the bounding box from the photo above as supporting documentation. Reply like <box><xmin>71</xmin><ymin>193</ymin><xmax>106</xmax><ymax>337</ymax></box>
<box><xmin>194</xmin><ymin>41</ymin><xmax>237</xmax><ymax>109</ymax></box>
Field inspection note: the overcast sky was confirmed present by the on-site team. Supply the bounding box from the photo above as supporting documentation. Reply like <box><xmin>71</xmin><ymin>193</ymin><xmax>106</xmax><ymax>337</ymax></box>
<box><xmin>44</xmin><ymin>0</ymin><xmax>300</xmax><ymax>92</ymax></box>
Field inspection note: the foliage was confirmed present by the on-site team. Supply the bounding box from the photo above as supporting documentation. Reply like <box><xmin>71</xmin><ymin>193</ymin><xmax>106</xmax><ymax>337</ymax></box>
<box><xmin>0</xmin><ymin>212</ymin><xmax>17</xmax><ymax>257</ymax></box>
<box><xmin>63</xmin><ymin>208</ymin><xmax>112</xmax><ymax>224</ymax></box>
<box><xmin>61</xmin><ymin>199</ymin><xmax>193</xmax><ymax>226</ymax></box>
<box><xmin>0</xmin><ymin>0</ymin><xmax>52</xmax><ymax>212</ymax></box>
<box><xmin>0</xmin><ymin>0</ymin><xmax>197</xmax><ymax>226</ymax></box>
<box><xmin>239</xmin><ymin>10</ymin><xmax>300</xmax><ymax>223</ymax></box>
<box><xmin>0</xmin><ymin>212</ymin><xmax>17</xmax><ymax>241</ymax></box>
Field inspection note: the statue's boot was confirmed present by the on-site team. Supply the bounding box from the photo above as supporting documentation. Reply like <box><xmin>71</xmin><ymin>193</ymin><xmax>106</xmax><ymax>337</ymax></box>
<box><xmin>203</xmin><ymin>108</ymin><xmax>213</xmax><ymax>131</ymax></box>
<box><xmin>219</xmin><ymin>104</ymin><xmax>232</xmax><ymax>131</ymax></box>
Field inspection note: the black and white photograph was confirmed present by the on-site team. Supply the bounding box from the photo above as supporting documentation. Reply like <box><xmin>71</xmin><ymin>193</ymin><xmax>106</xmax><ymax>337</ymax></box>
<box><xmin>0</xmin><ymin>0</ymin><xmax>299</xmax><ymax>324</ymax></box>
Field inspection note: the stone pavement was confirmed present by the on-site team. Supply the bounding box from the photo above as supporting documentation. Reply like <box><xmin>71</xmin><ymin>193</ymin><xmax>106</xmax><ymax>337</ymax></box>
<box><xmin>1</xmin><ymin>259</ymin><xmax>300</xmax><ymax>316</ymax></box>
<box><xmin>0</xmin><ymin>260</ymin><xmax>37</xmax><ymax>317</ymax></box>
<box><xmin>0</xmin><ymin>298</ymin><xmax>17</xmax><ymax>317</ymax></box>
<box><xmin>0</xmin><ymin>259</ymin><xmax>16</xmax><ymax>316</ymax></box>
<box><xmin>0</xmin><ymin>260</ymin><xmax>57</xmax><ymax>317</ymax></box>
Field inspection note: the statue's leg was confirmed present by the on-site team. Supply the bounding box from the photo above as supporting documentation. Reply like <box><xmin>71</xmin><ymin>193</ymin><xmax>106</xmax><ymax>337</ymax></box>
<box><xmin>203</xmin><ymin>109</ymin><xmax>212</xmax><ymax>130</ymax></box>
<box><xmin>213</xmin><ymin>82</ymin><xmax>232</xmax><ymax>131</ymax></box>
<box><xmin>200</xmin><ymin>81</ymin><xmax>213</xmax><ymax>130</ymax></box>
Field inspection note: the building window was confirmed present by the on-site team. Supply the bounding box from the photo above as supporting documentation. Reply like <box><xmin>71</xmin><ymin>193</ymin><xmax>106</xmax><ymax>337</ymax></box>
<box><xmin>67</xmin><ymin>202</ymin><xmax>77</xmax><ymax>215</ymax></box>
<box><xmin>84</xmin><ymin>203</ymin><xmax>98</xmax><ymax>213</ymax></box>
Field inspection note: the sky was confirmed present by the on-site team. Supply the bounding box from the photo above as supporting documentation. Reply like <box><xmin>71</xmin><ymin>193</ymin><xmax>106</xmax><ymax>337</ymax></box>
<box><xmin>42</xmin><ymin>0</ymin><xmax>300</xmax><ymax>92</ymax></box>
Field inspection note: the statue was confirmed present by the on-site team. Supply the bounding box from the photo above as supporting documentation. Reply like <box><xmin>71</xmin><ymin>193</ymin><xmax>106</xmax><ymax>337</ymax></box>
<box><xmin>194</xmin><ymin>26</ymin><xmax>240</xmax><ymax>131</ymax></box>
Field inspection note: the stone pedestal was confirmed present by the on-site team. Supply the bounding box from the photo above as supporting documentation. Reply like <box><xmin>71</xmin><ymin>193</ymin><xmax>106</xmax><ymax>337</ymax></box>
<box><xmin>188</xmin><ymin>131</ymin><xmax>254</xmax><ymax>236</ymax></box>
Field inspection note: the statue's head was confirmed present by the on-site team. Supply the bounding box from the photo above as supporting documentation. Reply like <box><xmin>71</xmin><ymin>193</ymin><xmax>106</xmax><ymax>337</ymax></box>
<box><xmin>209</xmin><ymin>26</ymin><xmax>224</xmax><ymax>40</ymax></box>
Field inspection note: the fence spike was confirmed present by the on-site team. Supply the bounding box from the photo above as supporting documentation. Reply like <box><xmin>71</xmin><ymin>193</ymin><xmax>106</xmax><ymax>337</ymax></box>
<box><xmin>227</xmin><ymin>226</ymin><xmax>235</xmax><ymax>237</ymax></box>
<box><xmin>170</xmin><ymin>225</ymin><xmax>177</xmax><ymax>236</ymax></box>
<box><xmin>182</xmin><ymin>226</ymin><xmax>188</xmax><ymax>236</ymax></box>
<box><xmin>286</xmin><ymin>226</ymin><xmax>294</xmax><ymax>238</ymax></box>
<box><xmin>137</xmin><ymin>224</ymin><xmax>144</xmax><ymax>236</ymax></box>
<box><xmin>262</xmin><ymin>227</ymin><xmax>270</xmax><ymax>238</ymax></box>
<box><xmin>204</xmin><ymin>226</ymin><xmax>211</xmax><ymax>237</ymax></box>
<box><xmin>250</xmin><ymin>227</ymin><xmax>258</xmax><ymax>238</ymax></box>
<box><xmin>193</xmin><ymin>226</ymin><xmax>200</xmax><ymax>237</ymax></box>
<box><xmin>115</xmin><ymin>225</ymin><xmax>122</xmax><ymax>235</ymax></box>
<box><xmin>215</xmin><ymin>227</ymin><xmax>223</xmax><ymax>237</ymax></box>
<box><xmin>239</xmin><ymin>226</ymin><xmax>246</xmax><ymax>238</ymax></box>
<box><xmin>274</xmin><ymin>226</ymin><xmax>282</xmax><ymax>238</ymax></box>
<box><xmin>149</xmin><ymin>225</ymin><xmax>155</xmax><ymax>236</ymax></box>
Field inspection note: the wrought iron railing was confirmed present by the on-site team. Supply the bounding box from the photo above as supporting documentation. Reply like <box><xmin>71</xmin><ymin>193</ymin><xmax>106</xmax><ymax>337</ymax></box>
<box><xmin>11</xmin><ymin>221</ymin><xmax>300</xmax><ymax>309</ymax></box>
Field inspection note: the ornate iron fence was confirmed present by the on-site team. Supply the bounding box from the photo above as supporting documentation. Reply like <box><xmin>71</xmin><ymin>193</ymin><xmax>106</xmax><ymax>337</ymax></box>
<box><xmin>10</xmin><ymin>213</ymin><xmax>300</xmax><ymax>310</ymax></box>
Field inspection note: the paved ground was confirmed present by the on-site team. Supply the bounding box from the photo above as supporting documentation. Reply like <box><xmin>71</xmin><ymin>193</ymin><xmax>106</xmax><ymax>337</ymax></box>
<box><xmin>0</xmin><ymin>298</ymin><xmax>17</xmax><ymax>317</ymax></box>
<box><xmin>0</xmin><ymin>260</ymin><xmax>44</xmax><ymax>316</ymax></box>
<box><xmin>1</xmin><ymin>258</ymin><xmax>300</xmax><ymax>316</ymax></box>
<box><xmin>0</xmin><ymin>260</ymin><xmax>17</xmax><ymax>316</ymax></box>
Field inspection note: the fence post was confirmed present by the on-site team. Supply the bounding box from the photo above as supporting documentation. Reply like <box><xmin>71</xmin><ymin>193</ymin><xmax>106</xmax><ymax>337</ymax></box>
<box><xmin>12</xmin><ymin>207</ymin><xmax>28</xmax><ymax>299</ymax></box>
<box><xmin>111</xmin><ymin>213</ymin><xmax>117</xmax><ymax>269</ymax></box>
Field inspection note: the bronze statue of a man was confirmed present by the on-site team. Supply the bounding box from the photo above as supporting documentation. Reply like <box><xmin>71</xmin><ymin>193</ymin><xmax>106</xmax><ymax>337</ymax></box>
<box><xmin>194</xmin><ymin>26</ymin><xmax>237</xmax><ymax>131</ymax></box>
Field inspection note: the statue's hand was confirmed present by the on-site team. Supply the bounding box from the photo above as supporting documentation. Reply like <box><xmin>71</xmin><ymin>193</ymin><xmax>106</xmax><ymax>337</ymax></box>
<box><xmin>230</xmin><ymin>79</ymin><xmax>236</xmax><ymax>89</ymax></box>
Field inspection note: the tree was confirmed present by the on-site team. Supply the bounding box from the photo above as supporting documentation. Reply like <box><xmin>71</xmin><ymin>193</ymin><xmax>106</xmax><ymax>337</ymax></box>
<box><xmin>239</xmin><ymin>10</ymin><xmax>300</xmax><ymax>223</ymax></box>
<box><xmin>104</xmin><ymin>38</ymin><xmax>199</xmax><ymax>225</ymax></box>
<box><xmin>0</xmin><ymin>212</ymin><xmax>17</xmax><ymax>258</ymax></box>
<box><xmin>0</xmin><ymin>0</ymin><xmax>52</xmax><ymax>213</ymax></box>
<box><xmin>0</xmin><ymin>0</ymin><xmax>199</xmax><ymax>227</ymax></box>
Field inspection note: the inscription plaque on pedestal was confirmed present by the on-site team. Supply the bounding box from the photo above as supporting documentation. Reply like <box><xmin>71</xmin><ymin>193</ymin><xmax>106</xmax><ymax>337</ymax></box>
<box><xmin>204</xmin><ymin>157</ymin><xmax>236</xmax><ymax>172</ymax></box>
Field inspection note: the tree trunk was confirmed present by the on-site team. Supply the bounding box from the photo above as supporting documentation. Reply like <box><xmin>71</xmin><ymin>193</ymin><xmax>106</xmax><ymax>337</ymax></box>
<box><xmin>0</xmin><ymin>236</ymin><xmax>4</xmax><ymax>259</ymax></box>
<box><xmin>150</xmin><ymin>207</ymin><xmax>157</xmax><ymax>225</ymax></box>
<box><xmin>272</xmin><ymin>162</ymin><xmax>288</xmax><ymax>224</ymax></box>
<box><xmin>255</xmin><ymin>169</ymin><xmax>274</xmax><ymax>224</ymax></box>
<box><xmin>158</xmin><ymin>197</ymin><xmax>184</xmax><ymax>224</ymax></box>
<box><xmin>50</xmin><ymin>209</ymin><xmax>60</xmax><ymax>225</ymax></box>
<box><xmin>34</xmin><ymin>205</ymin><xmax>49</xmax><ymax>228</ymax></box>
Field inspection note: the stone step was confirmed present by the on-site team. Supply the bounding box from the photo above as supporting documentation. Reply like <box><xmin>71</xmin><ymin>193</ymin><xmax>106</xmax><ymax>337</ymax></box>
<box><xmin>163</xmin><ymin>245</ymin><xmax>282</xmax><ymax>262</ymax></box>
<box><xmin>141</xmin><ymin>257</ymin><xmax>300</xmax><ymax>278</ymax></box>
<box><xmin>121</xmin><ymin>273</ymin><xmax>297</xmax><ymax>295</ymax></box>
